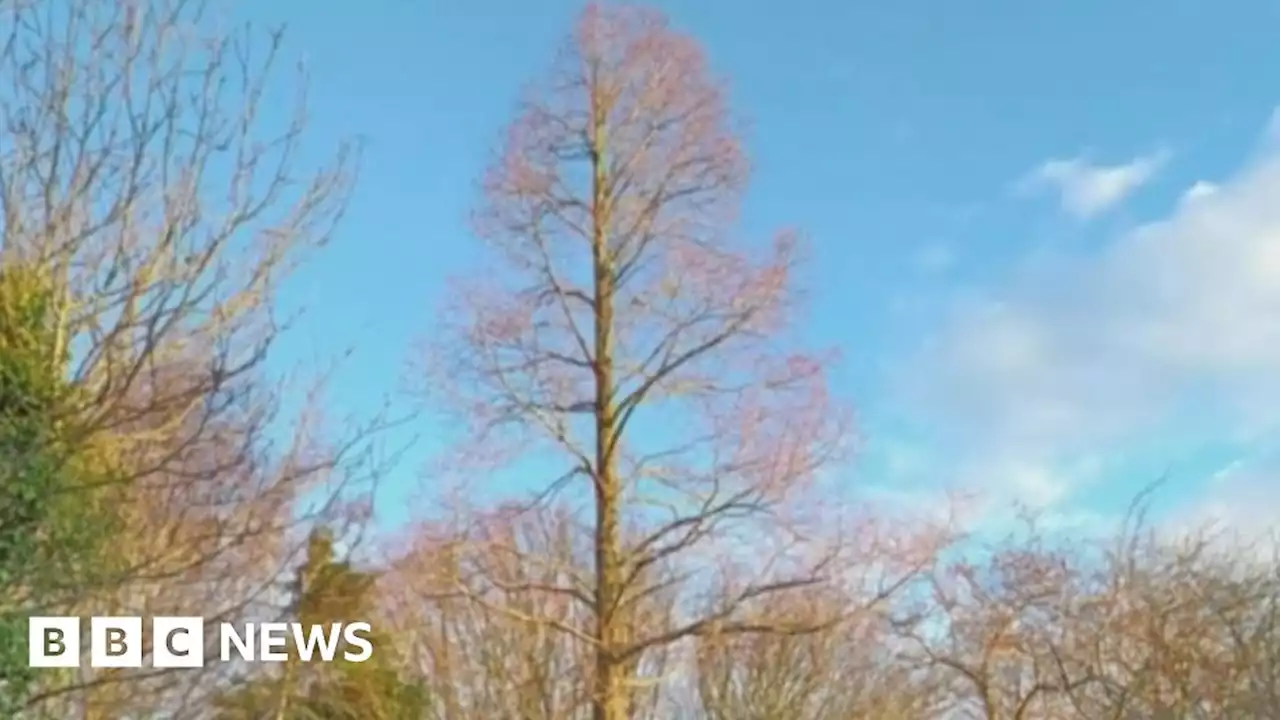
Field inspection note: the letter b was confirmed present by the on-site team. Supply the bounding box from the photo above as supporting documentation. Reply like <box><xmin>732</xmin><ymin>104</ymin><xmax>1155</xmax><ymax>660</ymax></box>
<box><xmin>28</xmin><ymin>617</ymin><xmax>80</xmax><ymax>668</ymax></box>
<box><xmin>91</xmin><ymin>617</ymin><xmax>142</xmax><ymax>668</ymax></box>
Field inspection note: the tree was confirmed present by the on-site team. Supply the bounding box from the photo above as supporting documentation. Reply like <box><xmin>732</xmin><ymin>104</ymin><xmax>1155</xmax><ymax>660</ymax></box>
<box><xmin>380</xmin><ymin>500</ymin><xmax>685</xmax><ymax>719</ymax></box>
<box><xmin>691</xmin><ymin>515</ymin><xmax>947</xmax><ymax>719</ymax></box>
<box><xmin>382</xmin><ymin>504</ymin><xmax>595</xmax><ymax>719</ymax></box>
<box><xmin>0</xmin><ymin>263</ymin><xmax>121</xmax><ymax>715</ymax></box>
<box><xmin>894</xmin><ymin>522</ymin><xmax>1095</xmax><ymax>719</ymax></box>
<box><xmin>0</xmin><ymin>0</ymin><xmax>380</xmax><ymax>714</ymax></box>
<box><xmin>1052</xmin><ymin>526</ymin><xmax>1280</xmax><ymax>719</ymax></box>
<box><xmin>880</xmin><ymin>498</ymin><xmax>1280</xmax><ymax>720</ymax></box>
<box><xmin>416</xmin><ymin>5</ymin><xmax>853</xmax><ymax>718</ymax></box>
<box><xmin>213</xmin><ymin>528</ymin><xmax>430</xmax><ymax>719</ymax></box>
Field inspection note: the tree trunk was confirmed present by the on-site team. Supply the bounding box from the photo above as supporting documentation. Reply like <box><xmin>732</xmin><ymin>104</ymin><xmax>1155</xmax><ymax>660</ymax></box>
<box><xmin>590</xmin><ymin>95</ymin><xmax>628</xmax><ymax>720</ymax></box>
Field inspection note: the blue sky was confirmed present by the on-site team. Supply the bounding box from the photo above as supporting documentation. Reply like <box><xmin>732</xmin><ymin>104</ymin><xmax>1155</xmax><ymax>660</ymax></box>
<box><xmin>236</xmin><ymin>0</ymin><xmax>1280</xmax><ymax>537</ymax></box>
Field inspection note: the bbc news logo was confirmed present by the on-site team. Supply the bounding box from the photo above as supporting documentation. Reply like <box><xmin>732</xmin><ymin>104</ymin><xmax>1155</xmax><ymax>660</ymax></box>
<box><xmin>28</xmin><ymin>617</ymin><xmax>373</xmax><ymax>668</ymax></box>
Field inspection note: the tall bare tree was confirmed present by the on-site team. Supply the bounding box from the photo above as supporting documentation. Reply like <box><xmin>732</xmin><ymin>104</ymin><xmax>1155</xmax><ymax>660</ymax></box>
<box><xmin>415</xmin><ymin>4</ymin><xmax>854</xmax><ymax>718</ymax></box>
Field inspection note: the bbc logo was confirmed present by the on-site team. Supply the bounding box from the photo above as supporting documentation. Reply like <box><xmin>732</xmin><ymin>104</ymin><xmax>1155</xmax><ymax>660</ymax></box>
<box><xmin>30</xmin><ymin>616</ymin><xmax>374</xmax><ymax>667</ymax></box>
<box><xmin>29</xmin><ymin>616</ymin><xmax>205</xmax><ymax>669</ymax></box>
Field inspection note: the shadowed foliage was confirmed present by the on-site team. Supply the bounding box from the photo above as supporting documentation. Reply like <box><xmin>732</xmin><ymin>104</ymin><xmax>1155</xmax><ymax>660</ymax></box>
<box><xmin>212</xmin><ymin>529</ymin><xmax>430</xmax><ymax>719</ymax></box>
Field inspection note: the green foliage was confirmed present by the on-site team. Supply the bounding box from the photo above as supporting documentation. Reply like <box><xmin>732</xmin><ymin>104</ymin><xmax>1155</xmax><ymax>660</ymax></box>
<box><xmin>0</xmin><ymin>265</ymin><xmax>64</xmax><ymax>713</ymax></box>
<box><xmin>0</xmin><ymin>265</ymin><xmax>120</xmax><ymax>714</ymax></box>
<box><xmin>0</xmin><ymin>267</ymin><xmax>65</xmax><ymax>582</ymax></box>
<box><xmin>296</xmin><ymin>530</ymin><xmax>378</xmax><ymax>628</ymax></box>
<box><xmin>212</xmin><ymin>528</ymin><xmax>430</xmax><ymax>719</ymax></box>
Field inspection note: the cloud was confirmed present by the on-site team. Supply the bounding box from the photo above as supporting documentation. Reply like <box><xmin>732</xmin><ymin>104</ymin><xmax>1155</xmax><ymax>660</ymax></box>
<box><xmin>902</xmin><ymin>115</ymin><xmax>1280</xmax><ymax>522</ymax></box>
<box><xmin>1182</xmin><ymin>180</ymin><xmax>1218</xmax><ymax>202</ymax></box>
<box><xmin>1021</xmin><ymin>151</ymin><xmax>1168</xmax><ymax>219</ymax></box>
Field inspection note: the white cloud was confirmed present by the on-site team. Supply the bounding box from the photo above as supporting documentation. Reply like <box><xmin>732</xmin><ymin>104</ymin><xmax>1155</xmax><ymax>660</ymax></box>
<box><xmin>1182</xmin><ymin>180</ymin><xmax>1218</xmax><ymax>202</ymax></box>
<box><xmin>903</xmin><ymin>116</ymin><xmax>1280</xmax><ymax>521</ymax></box>
<box><xmin>1021</xmin><ymin>150</ymin><xmax>1168</xmax><ymax>219</ymax></box>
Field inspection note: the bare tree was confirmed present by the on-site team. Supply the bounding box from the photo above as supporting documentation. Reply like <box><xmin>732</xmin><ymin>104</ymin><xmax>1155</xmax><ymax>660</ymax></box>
<box><xmin>1055</xmin><ymin>525</ymin><xmax>1280</xmax><ymax>719</ymax></box>
<box><xmin>692</xmin><ymin>537</ymin><xmax>945</xmax><ymax>719</ymax></box>
<box><xmin>893</xmin><ymin>518</ymin><xmax>1102</xmax><ymax>720</ymax></box>
<box><xmin>381</xmin><ymin>503</ymin><xmax>601</xmax><ymax>720</ymax></box>
<box><xmin>411</xmin><ymin>5</ymin><xmax>854</xmax><ymax>717</ymax></box>
<box><xmin>0</xmin><ymin>0</ymin><xmax>381</xmax><ymax>715</ymax></box>
<box><xmin>886</xmin><ymin>499</ymin><xmax>1280</xmax><ymax>720</ymax></box>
